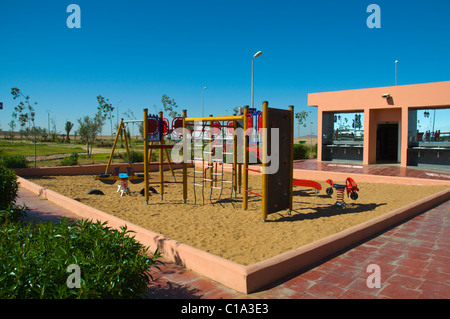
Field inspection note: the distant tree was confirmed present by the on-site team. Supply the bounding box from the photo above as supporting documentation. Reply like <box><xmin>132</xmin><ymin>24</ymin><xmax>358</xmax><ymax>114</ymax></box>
<box><xmin>77</xmin><ymin>115</ymin><xmax>103</xmax><ymax>158</ymax></box>
<box><xmin>10</xmin><ymin>88</ymin><xmax>37</xmax><ymax>139</ymax></box>
<box><xmin>11</xmin><ymin>88</ymin><xmax>38</xmax><ymax>166</ymax></box>
<box><xmin>161</xmin><ymin>94</ymin><xmax>181</xmax><ymax>118</ymax></box>
<box><xmin>65</xmin><ymin>121</ymin><xmax>74</xmax><ymax>143</ymax></box>
<box><xmin>96</xmin><ymin>95</ymin><xmax>114</xmax><ymax>136</ymax></box>
<box><xmin>123</xmin><ymin>108</ymin><xmax>140</xmax><ymax>145</ymax></box>
<box><xmin>295</xmin><ymin>110</ymin><xmax>311</xmax><ymax>136</ymax></box>
<box><xmin>8</xmin><ymin>119</ymin><xmax>16</xmax><ymax>140</ymax></box>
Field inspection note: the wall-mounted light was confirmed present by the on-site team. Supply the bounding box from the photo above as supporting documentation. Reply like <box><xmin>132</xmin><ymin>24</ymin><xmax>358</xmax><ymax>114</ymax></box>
<box><xmin>382</xmin><ymin>93</ymin><xmax>391</xmax><ymax>98</ymax></box>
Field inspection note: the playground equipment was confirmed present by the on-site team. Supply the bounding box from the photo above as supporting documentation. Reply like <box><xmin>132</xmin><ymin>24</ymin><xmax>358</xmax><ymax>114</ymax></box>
<box><xmin>293</xmin><ymin>179</ymin><xmax>322</xmax><ymax>196</ymax></box>
<box><xmin>117</xmin><ymin>173</ymin><xmax>131</xmax><ymax>196</ymax></box>
<box><xmin>182</xmin><ymin>101</ymin><xmax>301</xmax><ymax>221</ymax></box>
<box><xmin>95</xmin><ymin>116</ymin><xmax>178</xmax><ymax>198</ymax></box>
<box><xmin>95</xmin><ymin>102</ymin><xmax>322</xmax><ymax>221</ymax></box>
<box><xmin>95</xmin><ymin>118</ymin><xmax>145</xmax><ymax>189</ymax></box>
<box><xmin>181</xmin><ymin>110</ymin><xmax>241</xmax><ymax>206</ymax></box>
<box><xmin>142</xmin><ymin>110</ymin><xmax>183</xmax><ymax>202</ymax></box>
<box><xmin>325</xmin><ymin>177</ymin><xmax>359</xmax><ymax>206</ymax></box>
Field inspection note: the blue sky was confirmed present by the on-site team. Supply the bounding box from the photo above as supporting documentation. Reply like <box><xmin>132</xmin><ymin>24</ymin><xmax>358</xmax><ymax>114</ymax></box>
<box><xmin>0</xmin><ymin>0</ymin><xmax>449</xmax><ymax>136</ymax></box>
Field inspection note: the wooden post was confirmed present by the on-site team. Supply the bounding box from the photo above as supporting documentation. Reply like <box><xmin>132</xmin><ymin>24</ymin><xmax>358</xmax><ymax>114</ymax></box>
<box><xmin>143</xmin><ymin>109</ymin><xmax>149</xmax><ymax>204</ymax></box>
<box><xmin>289</xmin><ymin>105</ymin><xmax>294</xmax><ymax>213</ymax></box>
<box><xmin>262</xmin><ymin>101</ymin><xmax>269</xmax><ymax>221</ymax></box>
<box><xmin>243</xmin><ymin>106</ymin><xmax>249</xmax><ymax>210</ymax></box>
<box><xmin>105</xmin><ymin>118</ymin><xmax>123</xmax><ymax>174</ymax></box>
<box><xmin>159</xmin><ymin>111</ymin><xmax>164</xmax><ymax>200</ymax></box>
<box><xmin>182</xmin><ymin>109</ymin><xmax>188</xmax><ymax>203</ymax></box>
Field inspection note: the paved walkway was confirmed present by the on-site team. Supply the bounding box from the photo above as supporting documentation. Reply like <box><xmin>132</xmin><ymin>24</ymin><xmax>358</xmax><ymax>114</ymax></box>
<box><xmin>16</xmin><ymin>161</ymin><xmax>450</xmax><ymax>299</ymax></box>
<box><xmin>293</xmin><ymin>159</ymin><xmax>450</xmax><ymax>181</ymax></box>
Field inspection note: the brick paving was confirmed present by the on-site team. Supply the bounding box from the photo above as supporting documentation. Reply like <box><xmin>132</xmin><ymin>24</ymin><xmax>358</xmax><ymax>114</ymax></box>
<box><xmin>15</xmin><ymin>161</ymin><xmax>450</xmax><ymax>299</ymax></box>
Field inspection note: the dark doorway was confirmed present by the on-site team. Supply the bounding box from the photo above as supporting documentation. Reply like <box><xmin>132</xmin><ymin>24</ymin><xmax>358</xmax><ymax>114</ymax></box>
<box><xmin>376</xmin><ymin>123</ymin><xmax>398</xmax><ymax>163</ymax></box>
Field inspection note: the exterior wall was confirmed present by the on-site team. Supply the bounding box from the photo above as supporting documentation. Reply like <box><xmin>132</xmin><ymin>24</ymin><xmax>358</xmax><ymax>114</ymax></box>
<box><xmin>309</xmin><ymin>81</ymin><xmax>450</xmax><ymax>167</ymax></box>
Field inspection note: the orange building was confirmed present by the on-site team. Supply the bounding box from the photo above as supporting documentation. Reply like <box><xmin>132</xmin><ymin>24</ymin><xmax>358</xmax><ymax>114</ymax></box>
<box><xmin>308</xmin><ymin>81</ymin><xmax>450</xmax><ymax>168</ymax></box>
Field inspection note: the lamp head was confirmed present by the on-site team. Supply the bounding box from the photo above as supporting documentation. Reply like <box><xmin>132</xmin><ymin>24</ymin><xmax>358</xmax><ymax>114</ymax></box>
<box><xmin>253</xmin><ymin>51</ymin><xmax>263</xmax><ymax>58</ymax></box>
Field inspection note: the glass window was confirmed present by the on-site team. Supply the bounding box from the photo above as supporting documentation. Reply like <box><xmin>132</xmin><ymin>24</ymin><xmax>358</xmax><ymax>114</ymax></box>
<box><xmin>322</xmin><ymin>111</ymin><xmax>364</xmax><ymax>162</ymax></box>
<box><xmin>323</xmin><ymin>111</ymin><xmax>364</xmax><ymax>145</ymax></box>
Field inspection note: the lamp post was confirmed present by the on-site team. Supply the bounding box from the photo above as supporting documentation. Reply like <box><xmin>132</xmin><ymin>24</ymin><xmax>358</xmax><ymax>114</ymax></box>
<box><xmin>251</xmin><ymin>51</ymin><xmax>263</xmax><ymax>108</ymax></box>
<box><xmin>202</xmin><ymin>86</ymin><xmax>207</xmax><ymax>117</ymax></box>
<box><xmin>395</xmin><ymin>60</ymin><xmax>398</xmax><ymax>86</ymax></box>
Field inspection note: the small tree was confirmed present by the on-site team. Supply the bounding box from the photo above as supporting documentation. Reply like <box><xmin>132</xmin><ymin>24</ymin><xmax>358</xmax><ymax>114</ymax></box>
<box><xmin>77</xmin><ymin>115</ymin><xmax>103</xmax><ymax>158</ymax></box>
<box><xmin>96</xmin><ymin>95</ymin><xmax>114</xmax><ymax>136</ymax></box>
<box><xmin>8</xmin><ymin>119</ymin><xmax>16</xmax><ymax>140</ymax></box>
<box><xmin>161</xmin><ymin>94</ymin><xmax>181</xmax><ymax>118</ymax></box>
<box><xmin>295</xmin><ymin>111</ymin><xmax>311</xmax><ymax>136</ymax></box>
<box><xmin>65</xmin><ymin>121</ymin><xmax>74</xmax><ymax>143</ymax></box>
<box><xmin>11</xmin><ymin>88</ymin><xmax>38</xmax><ymax>166</ymax></box>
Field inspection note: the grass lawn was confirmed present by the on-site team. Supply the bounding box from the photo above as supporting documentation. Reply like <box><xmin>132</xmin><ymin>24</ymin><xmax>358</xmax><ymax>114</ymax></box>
<box><xmin>0</xmin><ymin>140</ymin><xmax>85</xmax><ymax>157</ymax></box>
<box><xmin>0</xmin><ymin>138</ymin><xmax>146</xmax><ymax>167</ymax></box>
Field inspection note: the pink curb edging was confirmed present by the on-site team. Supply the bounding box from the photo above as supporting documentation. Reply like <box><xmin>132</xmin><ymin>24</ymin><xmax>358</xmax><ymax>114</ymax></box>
<box><xmin>17</xmin><ymin>176</ymin><xmax>450</xmax><ymax>294</ymax></box>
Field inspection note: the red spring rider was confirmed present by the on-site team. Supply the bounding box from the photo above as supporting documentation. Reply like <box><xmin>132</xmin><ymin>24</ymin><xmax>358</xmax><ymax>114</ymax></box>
<box><xmin>325</xmin><ymin>177</ymin><xmax>359</xmax><ymax>207</ymax></box>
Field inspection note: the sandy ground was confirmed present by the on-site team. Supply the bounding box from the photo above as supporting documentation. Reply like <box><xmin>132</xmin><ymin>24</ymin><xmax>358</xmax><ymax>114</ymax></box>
<box><xmin>27</xmin><ymin>169</ymin><xmax>448</xmax><ymax>265</ymax></box>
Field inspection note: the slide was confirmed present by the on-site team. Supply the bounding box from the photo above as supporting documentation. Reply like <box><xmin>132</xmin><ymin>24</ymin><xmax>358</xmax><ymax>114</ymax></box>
<box><xmin>293</xmin><ymin>179</ymin><xmax>322</xmax><ymax>192</ymax></box>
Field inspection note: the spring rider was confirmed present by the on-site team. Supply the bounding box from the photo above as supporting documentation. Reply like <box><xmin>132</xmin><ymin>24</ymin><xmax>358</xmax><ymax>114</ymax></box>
<box><xmin>325</xmin><ymin>177</ymin><xmax>359</xmax><ymax>207</ymax></box>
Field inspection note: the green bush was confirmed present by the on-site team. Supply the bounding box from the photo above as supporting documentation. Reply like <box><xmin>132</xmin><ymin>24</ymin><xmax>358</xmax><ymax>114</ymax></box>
<box><xmin>0</xmin><ymin>205</ymin><xmax>28</xmax><ymax>225</ymax></box>
<box><xmin>310</xmin><ymin>143</ymin><xmax>318</xmax><ymax>158</ymax></box>
<box><xmin>0</xmin><ymin>162</ymin><xmax>19</xmax><ymax>209</ymax></box>
<box><xmin>128</xmin><ymin>150</ymin><xmax>144</xmax><ymax>163</ymax></box>
<box><xmin>0</xmin><ymin>155</ymin><xmax>28</xmax><ymax>168</ymax></box>
<box><xmin>0</xmin><ymin>219</ymin><xmax>163</xmax><ymax>299</ymax></box>
<box><xmin>60</xmin><ymin>152</ymin><xmax>79</xmax><ymax>166</ymax></box>
<box><xmin>292</xmin><ymin>143</ymin><xmax>318</xmax><ymax>160</ymax></box>
<box><xmin>293</xmin><ymin>144</ymin><xmax>309</xmax><ymax>160</ymax></box>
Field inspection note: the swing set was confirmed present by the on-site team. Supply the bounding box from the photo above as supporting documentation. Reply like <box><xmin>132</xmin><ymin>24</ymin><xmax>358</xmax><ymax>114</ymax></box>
<box><xmin>95</xmin><ymin>115</ymin><xmax>179</xmax><ymax>199</ymax></box>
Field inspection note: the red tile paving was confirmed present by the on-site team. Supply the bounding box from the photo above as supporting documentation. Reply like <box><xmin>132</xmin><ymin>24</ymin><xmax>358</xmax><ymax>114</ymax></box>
<box><xmin>293</xmin><ymin>159</ymin><xmax>450</xmax><ymax>181</ymax></box>
<box><xmin>15</xmin><ymin>161</ymin><xmax>450</xmax><ymax>299</ymax></box>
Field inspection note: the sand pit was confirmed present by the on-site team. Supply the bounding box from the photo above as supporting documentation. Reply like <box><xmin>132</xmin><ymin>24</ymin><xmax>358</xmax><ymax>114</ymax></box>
<box><xmin>27</xmin><ymin>170</ymin><xmax>448</xmax><ymax>265</ymax></box>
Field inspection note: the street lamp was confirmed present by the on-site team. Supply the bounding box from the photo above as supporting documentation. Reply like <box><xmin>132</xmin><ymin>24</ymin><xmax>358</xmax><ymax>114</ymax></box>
<box><xmin>395</xmin><ymin>60</ymin><xmax>398</xmax><ymax>86</ymax></box>
<box><xmin>251</xmin><ymin>51</ymin><xmax>263</xmax><ymax>108</ymax></box>
<box><xmin>202</xmin><ymin>86</ymin><xmax>207</xmax><ymax>117</ymax></box>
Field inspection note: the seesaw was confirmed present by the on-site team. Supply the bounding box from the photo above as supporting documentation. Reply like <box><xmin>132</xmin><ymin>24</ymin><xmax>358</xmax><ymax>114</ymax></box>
<box><xmin>95</xmin><ymin>167</ymin><xmax>145</xmax><ymax>185</ymax></box>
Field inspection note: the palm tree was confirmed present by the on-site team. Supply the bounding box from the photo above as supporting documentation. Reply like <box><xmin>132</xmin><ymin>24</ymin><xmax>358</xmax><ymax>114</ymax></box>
<box><xmin>65</xmin><ymin>121</ymin><xmax>74</xmax><ymax>143</ymax></box>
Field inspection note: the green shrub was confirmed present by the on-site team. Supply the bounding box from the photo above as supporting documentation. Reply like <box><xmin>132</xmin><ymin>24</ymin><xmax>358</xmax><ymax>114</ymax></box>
<box><xmin>128</xmin><ymin>150</ymin><xmax>144</xmax><ymax>163</ymax></box>
<box><xmin>310</xmin><ymin>143</ymin><xmax>318</xmax><ymax>158</ymax></box>
<box><xmin>0</xmin><ymin>162</ymin><xmax>19</xmax><ymax>209</ymax></box>
<box><xmin>292</xmin><ymin>143</ymin><xmax>318</xmax><ymax>160</ymax></box>
<box><xmin>60</xmin><ymin>152</ymin><xmax>79</xmax><ymax>166</ymax></box>
<box><xmin>0</xmin><ymin>219</ymin><xmax>163</xmax><ymax>299</ymax></box>
<box><xmin>0</xmin><ymin>155</ymin><xmax>28</xmax><ymax>168</ymax></box>
<box><xmin>293</xmin><ymin>144</ymin><xmax>309</xmax><ymax>160</ymax></box>
<box><xmin>0</xmin><ymin>205</ymin><xmax>27</xmax><ymax>225</ymax></box>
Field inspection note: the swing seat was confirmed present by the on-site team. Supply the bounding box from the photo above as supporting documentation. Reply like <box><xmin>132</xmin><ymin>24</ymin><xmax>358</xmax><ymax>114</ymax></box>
<box><xmin>126</xmin><ymin>167</ymin><xmax>145</xmax><ymax>184</ymax></box>
<box><xmin>95</xmin><ymin>174</ymin><xmax>117</xmax><ymax>185</ymax></box>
